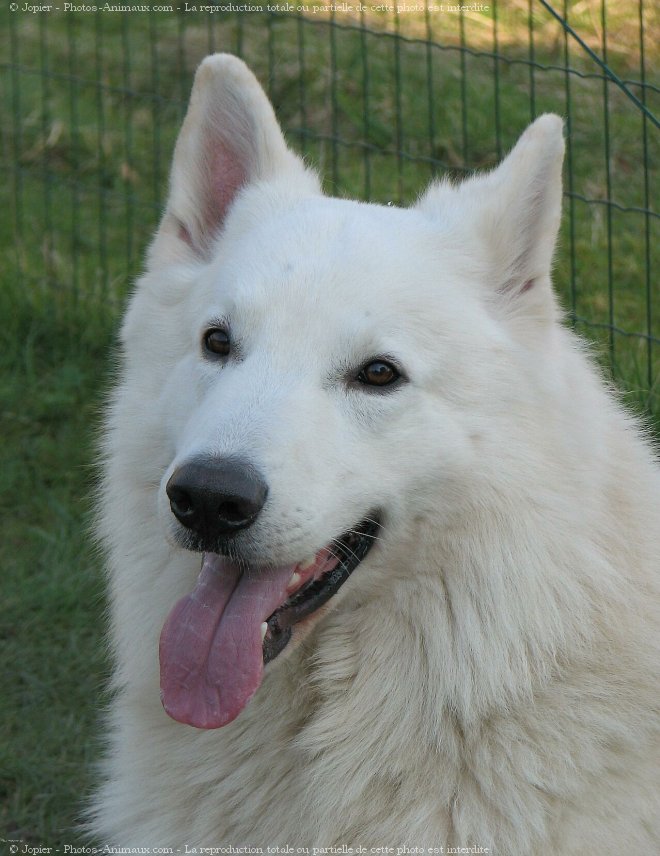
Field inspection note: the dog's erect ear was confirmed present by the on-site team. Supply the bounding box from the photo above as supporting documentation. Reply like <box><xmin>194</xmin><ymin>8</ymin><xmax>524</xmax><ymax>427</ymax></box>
<box><xmin>150</xmin><ymin>54</ymin><xmax>316</xmax><ymax>265</ymax></box>
<box><xmin>419</xmin><ymin>114</ymin><xmax>565</xmax><ymax>318</ymax></box>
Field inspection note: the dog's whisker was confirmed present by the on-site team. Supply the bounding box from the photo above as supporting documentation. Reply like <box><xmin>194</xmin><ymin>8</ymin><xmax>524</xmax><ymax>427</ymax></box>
<box><xmin>344</xmin><ymin>527</ymin><xmax>382</xmax><ymax>542</ymax></box>
<box><xmin>330</xmin><ymin>539</ymin><xmax>362</xmax><ymax>566</ymax></box>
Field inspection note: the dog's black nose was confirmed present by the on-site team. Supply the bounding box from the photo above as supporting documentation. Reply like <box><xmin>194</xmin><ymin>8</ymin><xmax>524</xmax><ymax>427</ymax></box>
<box><xmin>166</xmin><ymin>458</ymin><xmax>268</xmax><ymax>540</ymax></box>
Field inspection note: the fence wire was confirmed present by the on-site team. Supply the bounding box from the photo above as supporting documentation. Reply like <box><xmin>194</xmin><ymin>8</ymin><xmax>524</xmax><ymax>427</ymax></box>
<box><xmin>1</xmin><ymin>1</ymin><xmax>658</xmax><ymax>409</ymax></box>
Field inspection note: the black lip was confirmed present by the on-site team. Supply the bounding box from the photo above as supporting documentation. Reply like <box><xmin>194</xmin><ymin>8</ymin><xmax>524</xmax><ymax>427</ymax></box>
<box><xmin>262</xmin><ymin>515</ymin><xmax>381</xmax><ymax>664</ymax></box>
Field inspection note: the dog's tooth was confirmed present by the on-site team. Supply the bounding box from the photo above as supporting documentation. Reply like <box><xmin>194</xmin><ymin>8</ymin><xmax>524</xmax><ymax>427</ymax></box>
<box><xmin>260</xmin><ymin>622</ymin><xmax>268</xmax><ymax>641</ymax></box>
<box><xmin>288</xmin><ymin>572</ymin><xmax>302</xmax><ymax>590</ymax></box>
<box><xmin>299</xmin><ymin>556</ymin><xmax>317</xmax><ymax>571</ymax></box>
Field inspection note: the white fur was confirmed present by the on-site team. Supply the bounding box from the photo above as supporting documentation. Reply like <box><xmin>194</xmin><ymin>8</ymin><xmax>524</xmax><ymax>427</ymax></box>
<box><xmin>91</xmin><ymin>55</ymin><xmax>660</xmax><ymax>854</ymax></box>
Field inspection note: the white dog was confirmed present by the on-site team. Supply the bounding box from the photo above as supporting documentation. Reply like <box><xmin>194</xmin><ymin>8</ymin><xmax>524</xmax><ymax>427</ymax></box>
<box><xmin>91</xmin><ymin>55</ymin><xmax>660</xmax><ymax>854</ymax></box>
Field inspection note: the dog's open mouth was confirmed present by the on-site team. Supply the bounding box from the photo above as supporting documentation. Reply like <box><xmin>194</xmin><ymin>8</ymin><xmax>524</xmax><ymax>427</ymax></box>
<box><xmin>262</xmin><ymin>516</ymin><xmax>380</xmax><ymax>664</ymax></box>
<box><xmin>159</xmin><ymin>515</ymin><xmax>380</xmax><ymax>729</ymax></box>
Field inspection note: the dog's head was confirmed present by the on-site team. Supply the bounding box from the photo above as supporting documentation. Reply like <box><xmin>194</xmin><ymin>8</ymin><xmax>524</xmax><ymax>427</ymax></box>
<box><xmin>122</xmin><ymin>55</ymin><xmax>565</xmax><ymax>728</ymax></box>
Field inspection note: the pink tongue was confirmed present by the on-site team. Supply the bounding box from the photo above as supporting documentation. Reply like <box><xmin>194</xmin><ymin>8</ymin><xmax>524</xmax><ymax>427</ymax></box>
<box><xmin>159</xmin><ymin>554</ymin><xmax>298</xmax><ymax>729</ymax></box>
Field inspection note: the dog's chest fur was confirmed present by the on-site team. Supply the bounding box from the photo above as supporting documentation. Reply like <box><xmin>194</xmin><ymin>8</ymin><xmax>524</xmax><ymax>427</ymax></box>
<box><xmin>100</xmin><ymin>569</ymin><xmax>659</xmax><ymax>855</ymax></box>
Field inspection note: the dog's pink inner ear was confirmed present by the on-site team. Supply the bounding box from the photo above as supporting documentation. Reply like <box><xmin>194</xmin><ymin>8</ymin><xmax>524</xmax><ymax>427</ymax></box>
<box><xmin>178</xmin><ymin>138</ymin><xmax>249</xmax><ymax>257</ymax></box>
<box><xmin>203</xmin><ymin>140</ymin><xmax>248</xmax><ymax>242</ymax></box>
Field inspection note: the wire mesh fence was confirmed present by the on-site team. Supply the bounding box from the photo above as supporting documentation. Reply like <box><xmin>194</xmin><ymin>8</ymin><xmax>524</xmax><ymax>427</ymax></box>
<box><xmin>1</xmin><ymin>2</ymin><xmax>658</xmax><ymax>411</ymax></box>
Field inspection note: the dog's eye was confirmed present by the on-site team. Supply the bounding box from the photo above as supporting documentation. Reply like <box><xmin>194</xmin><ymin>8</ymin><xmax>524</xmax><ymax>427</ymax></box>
<box><xmin>203</xmin><ymin>328</ymin><xmax>230</xmax><ymax>357</ymax></box>
<box><xmin>357</xmin><ymin>360</ymin><xmax>400</xmax><ymax>388</ymax></box>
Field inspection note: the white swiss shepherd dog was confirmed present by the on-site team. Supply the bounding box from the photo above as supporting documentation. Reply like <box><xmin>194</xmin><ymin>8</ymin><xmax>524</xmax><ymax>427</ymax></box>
<box><xmin>92</xmin><ymin>55</ymin><xmax>660</xmax><ymax>854</ymax></box>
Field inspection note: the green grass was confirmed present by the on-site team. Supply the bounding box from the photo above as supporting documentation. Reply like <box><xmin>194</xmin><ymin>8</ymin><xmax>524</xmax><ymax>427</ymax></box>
<box><xmin>0</xmin><ymin>295</ymin><xmax>112</xmax><ymax>844</ymax></box>
<box><xmin>0</xmin><ymin>3</ymin><xmax>658</xmax><ymax>846</ymax></box>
